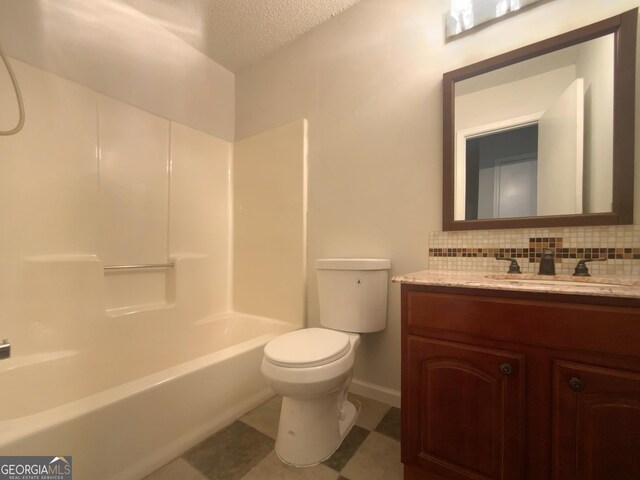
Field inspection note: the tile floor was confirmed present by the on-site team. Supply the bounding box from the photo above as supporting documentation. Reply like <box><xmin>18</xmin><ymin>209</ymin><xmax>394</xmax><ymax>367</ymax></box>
<box><xmin>145</xmin><ymin>393</ymin><xmax>402</xmax><ymax>480</ymax></box>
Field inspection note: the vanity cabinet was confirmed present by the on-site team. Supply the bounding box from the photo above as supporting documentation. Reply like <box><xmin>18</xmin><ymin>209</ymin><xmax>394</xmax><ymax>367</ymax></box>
<box><xmin>405</xmin><ymin>337</ymin><xmax>525</xmax><ymax>479</ymax></box>
<box><xmin>552</xmin><ymin>361</ymin><xmax>640</xmax><ymax>480</ymax></box>
<box><xmin>401</xmin><ymin>284</ymin><xmax>640</xmax><ymax>480</ymax></box>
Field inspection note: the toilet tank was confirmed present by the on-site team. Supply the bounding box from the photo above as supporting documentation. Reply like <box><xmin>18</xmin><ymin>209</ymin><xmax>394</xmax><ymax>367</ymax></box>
<box><xmin>316</xmin><ymin>258</ymin><xmax>391</xmax><ymax>333</ymax></box>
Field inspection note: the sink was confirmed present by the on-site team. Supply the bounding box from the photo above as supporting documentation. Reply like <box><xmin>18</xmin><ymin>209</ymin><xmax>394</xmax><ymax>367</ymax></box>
<box><xmin>484</xmin><ymin>274</ymin><xmax>635</xmax><ymax>289</ymax></box>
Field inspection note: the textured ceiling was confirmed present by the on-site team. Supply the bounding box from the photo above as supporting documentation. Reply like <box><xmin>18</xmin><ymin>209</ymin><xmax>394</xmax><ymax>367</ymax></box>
<box><xmin>122</xmin><ymin>0</ymin><xmax>362</xmax><ymax>72</ymax></box>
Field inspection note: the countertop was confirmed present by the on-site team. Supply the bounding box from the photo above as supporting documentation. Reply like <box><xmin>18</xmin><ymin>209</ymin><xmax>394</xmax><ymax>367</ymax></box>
<box><xmin>392</xmin><ymin>270</ymin><xmax>640</xmax><ymax>299</ymax></box>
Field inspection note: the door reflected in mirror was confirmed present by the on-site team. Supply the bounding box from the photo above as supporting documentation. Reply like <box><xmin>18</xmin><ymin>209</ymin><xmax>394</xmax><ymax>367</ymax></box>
<box><xmin>455</xmin><ymin>34</ymin><xmax>613</xmax><ymax>221</ymax></box>
<box><xmin>465</xmin><ymin>124</ymin><xmax>538</xmax><ymax>219</ymax></box>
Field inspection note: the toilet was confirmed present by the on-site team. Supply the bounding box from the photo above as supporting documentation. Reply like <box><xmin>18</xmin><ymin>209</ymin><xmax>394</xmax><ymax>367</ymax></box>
<box><xmin>261</xmin><ymin>258</ymin><xmax>391</xmax><ymax>466</ymax></box>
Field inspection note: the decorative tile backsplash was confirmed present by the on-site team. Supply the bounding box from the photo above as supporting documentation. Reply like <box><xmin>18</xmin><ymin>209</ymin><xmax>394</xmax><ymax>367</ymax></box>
<box><xmin>428</xmin><ymin>225</ymin><xmax>640</xmax><ymax>276</ymax></box>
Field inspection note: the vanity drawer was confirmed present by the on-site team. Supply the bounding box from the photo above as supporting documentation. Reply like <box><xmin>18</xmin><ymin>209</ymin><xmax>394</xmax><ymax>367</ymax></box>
<box><xmin>404</xmin><ymin>288</ymin><xmax>640</xmax><ymax>358</ymax></box>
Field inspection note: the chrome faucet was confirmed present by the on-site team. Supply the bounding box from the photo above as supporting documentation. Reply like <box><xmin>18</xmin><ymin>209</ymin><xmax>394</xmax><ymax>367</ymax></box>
<box><xmin>538</xmin><ymin>249</ymin><xmax>555</xmax><ymax>275</ymax></box>
<box><xmin>0</xmin><ymin>339</ymin><xmax>10</xmax><ymax>360</ymax></box>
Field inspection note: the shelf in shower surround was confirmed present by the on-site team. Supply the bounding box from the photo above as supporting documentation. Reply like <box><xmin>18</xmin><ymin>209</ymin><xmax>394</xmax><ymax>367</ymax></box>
<box><xmin>105</xmin><ymin>302</ymin><xmax>175</xmax><ymax>318</ymax></box>
<box><xmin>25</xmin><ymin>254</ymin><xmax>102</xmax><ymax>264</ymax></box>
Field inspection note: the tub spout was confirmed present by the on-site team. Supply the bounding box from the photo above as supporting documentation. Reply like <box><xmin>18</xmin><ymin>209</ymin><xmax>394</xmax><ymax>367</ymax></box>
<box><xmin>0</xmin><ymin>339</ymin><xmax>10</xmax><ymax>360</ymax></box>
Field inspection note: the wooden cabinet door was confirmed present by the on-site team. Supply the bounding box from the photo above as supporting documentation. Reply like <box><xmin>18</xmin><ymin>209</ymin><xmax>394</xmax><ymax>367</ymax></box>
<box><xmin>405</xmin><ymin>336</ymin><xmax>525</xmax><ymax>480</ymax></box>
<box><xmin>552</xmin><ymin>361</ymin><xmax>640</xmax><ymax>480</ymax></box>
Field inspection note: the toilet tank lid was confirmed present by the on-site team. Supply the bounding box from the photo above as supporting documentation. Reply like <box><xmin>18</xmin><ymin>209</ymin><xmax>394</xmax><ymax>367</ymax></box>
<box><xmin>316</xmin><ymin>258</ymin><xmax>391</xmax><ymax>270</ymax></box>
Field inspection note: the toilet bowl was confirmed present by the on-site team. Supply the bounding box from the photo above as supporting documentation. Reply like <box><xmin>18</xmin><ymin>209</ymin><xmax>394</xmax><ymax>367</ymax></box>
<box><xmin>262</xmin><ymin>328</ymin><xmax>361</xmax><ymax>466</ymax></box>
<box><xmin>261</xmin><ymin>258</ymin><xmax>390</xmax><ymax>467</ymax></box>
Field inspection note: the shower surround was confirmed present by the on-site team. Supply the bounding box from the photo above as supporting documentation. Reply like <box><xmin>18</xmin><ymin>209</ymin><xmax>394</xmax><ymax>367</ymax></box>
<box><xmin>0</xmin><ymin>58</ymin><xmax>306</xmax><ymax>479</ymax></box>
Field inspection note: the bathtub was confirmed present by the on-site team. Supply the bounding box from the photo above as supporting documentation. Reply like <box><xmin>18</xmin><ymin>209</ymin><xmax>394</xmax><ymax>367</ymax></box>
<box><xmin>0</xmin><ymin>313</ymin><xmax>296</xmax><ymax>480</ymax></box>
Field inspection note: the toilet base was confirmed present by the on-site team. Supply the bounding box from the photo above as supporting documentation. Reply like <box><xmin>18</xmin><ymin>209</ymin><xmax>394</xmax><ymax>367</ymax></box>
<box><xmin>275</xmin><ymin>396</ymin><xmax>358</xmax><ymax>467</ymax></box>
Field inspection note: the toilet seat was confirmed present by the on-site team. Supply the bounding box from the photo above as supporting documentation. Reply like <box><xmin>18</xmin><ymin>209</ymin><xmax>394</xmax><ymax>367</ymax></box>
<box><xmin>264</xmin><ymin>328</ymin><xmax>351</xmax><ymax>368</ymax></box>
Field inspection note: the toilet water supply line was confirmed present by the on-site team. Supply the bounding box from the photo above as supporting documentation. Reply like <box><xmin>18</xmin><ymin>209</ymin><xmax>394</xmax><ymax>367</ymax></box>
<box><xmin>0</xmin><ymin>43</ymin><xmax>25</xmax><ymax>136</ymax></box>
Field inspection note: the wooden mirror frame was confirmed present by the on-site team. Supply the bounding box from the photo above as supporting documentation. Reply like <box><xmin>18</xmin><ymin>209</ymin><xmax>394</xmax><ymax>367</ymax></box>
<box><xmin>443</xmin><ymin>9</ymin><xmax>637</xmax><ymax>231</ymax></box>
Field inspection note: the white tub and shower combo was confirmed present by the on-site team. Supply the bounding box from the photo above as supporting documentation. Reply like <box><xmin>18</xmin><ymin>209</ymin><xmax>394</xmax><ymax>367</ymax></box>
<box><xmin>0</xmin><ymin>308</ymin><xmax>295</xmax><ymax>480</ymax></box>
<box><xmin>0</xmin><ymin>12</ymin><xmax>307</xmax><ymax>478</ymax></box>
<box><xmin>0</xmin><ymin>256</ymin><xmax>301</xmax><ymax>480</ymax></box>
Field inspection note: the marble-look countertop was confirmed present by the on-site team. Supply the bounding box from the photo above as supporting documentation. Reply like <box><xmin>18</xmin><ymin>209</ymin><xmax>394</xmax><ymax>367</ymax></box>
<box><xmin>392</xmin><ymin>270</ymin><xmax>640</xmax><ymax>299</ymax></box>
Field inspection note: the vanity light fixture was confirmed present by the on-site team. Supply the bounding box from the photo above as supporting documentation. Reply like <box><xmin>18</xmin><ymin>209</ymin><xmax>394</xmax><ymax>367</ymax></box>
<box><xmin>446</xmin><ymin>0</ymin><xmax>550</xmax><ymax>40</ymax></box>
<box><xmin>449</xmin><ymin>0</ymin><xmax>475</xmax><ymax>35</ymax></box>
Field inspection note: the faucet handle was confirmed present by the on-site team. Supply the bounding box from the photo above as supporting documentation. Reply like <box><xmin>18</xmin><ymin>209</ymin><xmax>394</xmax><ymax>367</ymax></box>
<box><xmin>495</xmin><ymin>257</ymin><xmax>522</xmax><ymax>274</ymax></box>
<box><xmin>573</xmin><ymin>257</ymin><xmax>607</xmax><ymax>277</ymax></box>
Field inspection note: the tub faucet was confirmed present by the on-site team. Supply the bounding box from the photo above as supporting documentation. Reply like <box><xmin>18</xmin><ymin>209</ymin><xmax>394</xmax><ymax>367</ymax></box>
<box><xmin>538</xmin><ymin>249</ymin><xmax>555</xmax><ymax>275</ymax></box>
<box><xmin>0</xmin><ymin>339</ymin><xmax>10</xmax><ymax>360</ymax></box>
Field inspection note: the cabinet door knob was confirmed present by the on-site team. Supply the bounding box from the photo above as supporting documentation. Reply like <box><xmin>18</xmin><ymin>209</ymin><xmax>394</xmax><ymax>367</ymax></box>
<box><xmin>569</xmin><ymin>377</ymin><xmax>585</xmax><ymax>392</ymax></box>
<box><xmin>500</xmin><ymin>363</ymin><xmax>514</xmax><ymax>375</ymax></box>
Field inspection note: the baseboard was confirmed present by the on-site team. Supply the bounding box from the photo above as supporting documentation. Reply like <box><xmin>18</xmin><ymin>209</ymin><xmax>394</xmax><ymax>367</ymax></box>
<box><xmin>349</xmin><ymin>379</ymin><xmax>401</xmax><ymax>408</ymax></box>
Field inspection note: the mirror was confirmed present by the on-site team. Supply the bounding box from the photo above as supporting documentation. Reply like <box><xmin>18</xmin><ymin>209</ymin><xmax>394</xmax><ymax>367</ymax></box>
<box><xmin>443</xmin><ymin>9</ymin><xmax>637</xmax><ymax>230</ymax></box>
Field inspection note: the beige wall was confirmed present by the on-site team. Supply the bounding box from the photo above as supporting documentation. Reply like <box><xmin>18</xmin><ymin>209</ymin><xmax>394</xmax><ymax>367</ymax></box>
<box><xmin>455</xmin><ymin>66</ymin><xmax>576</xmax><ymax>131</ymax></box>
<box><xmin>236</xmin><ymin>0</ymin><xmax>640</xmax><ymax>394</ymax></box>
<box><xmin>233</xmin><ymin>120</ymin><xmax>307</xmax><ymax>327</ymax></box>
<box><xmin>0</xmin><ymin>0</ymin><xmax>235</xmax><ymax>141</ymax></box>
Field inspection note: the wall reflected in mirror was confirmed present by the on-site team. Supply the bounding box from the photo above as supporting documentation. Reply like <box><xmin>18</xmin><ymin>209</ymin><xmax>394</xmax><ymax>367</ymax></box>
<box><xmin>454</xmin><ymin>33</ymin><xmax>614</xmax><ymax>221</ymax></box>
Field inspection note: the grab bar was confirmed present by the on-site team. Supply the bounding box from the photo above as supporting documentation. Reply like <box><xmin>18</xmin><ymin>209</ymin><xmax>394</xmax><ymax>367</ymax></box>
<box><xmin>104</xmin><ymin>263</ymin><xmax>174</xmax><ymax>271</ymax></box>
